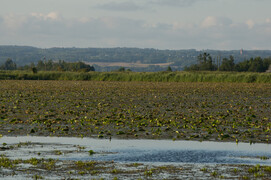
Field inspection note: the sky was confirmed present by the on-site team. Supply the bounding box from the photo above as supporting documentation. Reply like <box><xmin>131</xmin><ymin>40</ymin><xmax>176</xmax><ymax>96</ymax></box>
<box><xmin>1</xmin><ymin>0</ymin><xmax>271</xmax><ymax>50</ymax></box>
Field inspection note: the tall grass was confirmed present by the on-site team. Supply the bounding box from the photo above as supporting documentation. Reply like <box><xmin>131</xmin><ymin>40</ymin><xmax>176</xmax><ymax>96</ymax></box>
<box><xmin>0</xmin><ymin>70</ymin><xmax>271</xmax><ymax>83</ymax></box>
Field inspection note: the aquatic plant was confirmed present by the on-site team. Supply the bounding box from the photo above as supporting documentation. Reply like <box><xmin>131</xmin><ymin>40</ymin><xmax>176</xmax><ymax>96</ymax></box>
<box><xmin>42</xmin><ymin>158</ymin><xmax>56</xmax><ymax>170</ymax></box>
<box><xmin>88</xmin><ymin>150</ymin><xmax>95</xmax><ymax>155</ymax></box>
<box><xmin>264</xmin><ymin>166</ymin><xmax>271</xmax><ymax>173</ymax></box>
<box><xmin>25</xmin><ymin>157</ymin><xmax>40</xmax><ymax>166</ymax></box>
<box><xmin>210</xmin><ymin>171</ymin><xmax>218</xmax><ymax>177</ymax></box>
<box><xmin>233</xmin><ymin>168</ymin><xmax>240</xmax><ymax>174</ymax></box>
<box><xmin>78</xmin><ymin>171</ymin><xmax>86</xmax><ymax>175</ymax></box>
<box><xmin>0</xmin><ymin>155</ymin><xmax>15</xmax><ymax>168</ymax></box>
<box><xmin>200</xmin><ymin>167</ymin><xmax>208</xmax><ymax>172</ymax></box>
<box><xmin>75</xmin><ymin>160</ymin><xmax>96</xmax><ymax>168</ymax></box>
<box><xmin>144</xmin><ymin>169</ymin><xmax>153</xmax><ymax>176</ymax></box>
<box><xmin>54</xmin><ymin>150</ymin><xmax>62</xmax><ymax>155</ymax></box>
<box><xmin>260</xmin><ymin>156</ymin><xmax>269</xmax><ymax>160</ymax></box>
<box><xmin>248</xmin><ymin>164</ymin><xmax>260</xmax><ymax>173</ymax></box>
<box><xmin>32</xmin><ymin>174</ymin><xmax>44</xmax><ymax>180</ymax></box>
<box><xmin>0</xmin><ymin>80</ymin><xmax>270</xmax><ymax>144</ymax></box>
<box><xmin>111</xmin><ymin>169</ymin><xmax>119</xmax><ymax>173</ymax></box>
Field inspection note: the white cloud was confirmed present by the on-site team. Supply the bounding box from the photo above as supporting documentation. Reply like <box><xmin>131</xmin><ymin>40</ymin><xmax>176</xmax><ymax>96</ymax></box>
<box><xmin>30</xmin><ymin>12</ymin><xmax>62</xmax><ymax>21</ymax></box>
<box><xmin>46</xmin><ymin>12</ymin><xmax>61</xmax><ymax>20</ymax></box>
<box><xmin>246</xmin><ymin>19</ymin><xmax>255</xmax><ymax>29</ymax></box>
<box><xmin>201</xmin><ymin>16</ymin><xmax>232</xmax><ymax>29</ymax></box>
<box><xmin>97</xmin><ymin>2</ymin><xmax>142</xmax><ymax>11</ymax></box>
<box><xmin>266</xmin><ymin>18</ymin><xmax>271</xmax><ymax>24</ymax></box>
<box><xmin>78</xmin><ymin>17</ymin><xmax>93</xmax><ymax>24</ymax></box>
<box><xmin>201</xmin><ymin>16</ymin><xmax>217</xmax><ymax>28</ymax></box>
<box><xmin>100</xmin><ymin>17</ymin><xmax>118</xmax><ymax>29</ymax></box>
<box><xmin>2</xmin><ymin>14</ymin><xmax>27</xmax><ymax>30</ymax></box>
<box><xmin>150</xmin><ymin>0</ymin><xmax>199</xmax><ymax>7</ymax></box>
<box><xmin>0</xmin><ymin>12</ymin><xmax>271</xmax><ymax>50</ymax></box>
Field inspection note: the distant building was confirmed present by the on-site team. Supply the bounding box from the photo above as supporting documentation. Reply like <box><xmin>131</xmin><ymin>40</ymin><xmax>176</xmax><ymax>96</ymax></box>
<box><xmin>266</xmin><ymin>65</ymin><xmax>271</xmax><ymax>73</ymax></box>
<box><xmin>240</xmin><ymin>49</ymin><xmax>243</xmax><ymax>55</ymax></box>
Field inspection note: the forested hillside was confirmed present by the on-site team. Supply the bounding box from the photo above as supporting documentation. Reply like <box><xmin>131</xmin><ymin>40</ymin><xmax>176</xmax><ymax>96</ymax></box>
<box><xmin>0</xmin><ymin>46</ymin><xmax>271</xmax><ymax>71</ymax></box>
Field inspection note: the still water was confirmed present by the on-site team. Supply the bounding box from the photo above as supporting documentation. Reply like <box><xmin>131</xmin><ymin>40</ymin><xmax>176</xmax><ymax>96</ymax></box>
<box><xmin>0</xmin><ymin>136</ymin><xmax>270</xmax><ymax>165</ymax></box>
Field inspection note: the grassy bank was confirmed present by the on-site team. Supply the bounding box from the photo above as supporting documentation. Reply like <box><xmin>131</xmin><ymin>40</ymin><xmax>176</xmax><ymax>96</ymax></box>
<box><xmin>0</xmin><ymin>70</ymin><xmax>271</xmax><ymax>83</ymax></box>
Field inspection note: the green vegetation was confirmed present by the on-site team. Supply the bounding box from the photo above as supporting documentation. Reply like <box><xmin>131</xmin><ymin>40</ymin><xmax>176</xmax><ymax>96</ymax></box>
<box><xmin>0</xmin><ymin>70</ymin><xmax>271</xmax><ymax>83</ymax></box>
<box><xmin>144</xmin><ymin>169</ymin><xmax>153</xmax><ymax>176</ymax></box>
<box><xmin>260</xmin><ymin>156</ymin><xmax>269</xmax><ymax>160</ymax></box>
<box><xmin>1</xmin><ymin>46</ymin><xmax>271</xmax><ymax>72</ymax></box>
<box><xmin>88</xmin><ymin>150</ymin><xmax>95</xmax><ymax>156</ymax></box>
<box><xmin>0</xmin><ymin>153</ymin><xmax>271</xmax><ymax>179</ymax></box>
<box><xmin>0</xmin><ymin>58</ymin><xmax>95</xmax><ymax>72</ymax></box>
<box><xmin>0</xmin><ymin>80</ymin><xmax>270</xmax><ymax>143</ymax></box>
<box><xmin>185</xmin><ymin>53</ymin><xmax>271</xmax><ymax>72</ymax></box>
<box><xmin>200</xmin><ymin>167</ymin><xmax>208</xmax><ymax>172</ymax></box>
<box><xmin>210</xmin><ymin>171</ymin><xmax>218</xmax><ymax>177</ymax></box>
<box><xmin>0</xmin><ymin>58</ymin><xmax>17</xmax><ymax>70</ymax></box>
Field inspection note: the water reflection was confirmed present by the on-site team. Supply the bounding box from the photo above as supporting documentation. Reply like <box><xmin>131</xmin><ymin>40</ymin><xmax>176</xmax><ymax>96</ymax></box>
<box><xmin>1</xmin><ymin>136</ymin><xmax>270</xmax><ymax>165</ymax></box>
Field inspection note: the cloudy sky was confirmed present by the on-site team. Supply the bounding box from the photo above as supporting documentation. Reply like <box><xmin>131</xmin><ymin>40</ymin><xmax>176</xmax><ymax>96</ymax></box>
<box><xmin>1</xmin><ymin>0</ymin><xmax>271</xmax><ymax>50</ymax></box>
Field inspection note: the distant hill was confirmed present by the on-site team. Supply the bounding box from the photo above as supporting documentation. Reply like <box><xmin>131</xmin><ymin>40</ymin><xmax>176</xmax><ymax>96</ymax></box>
<box><xmin>0</xmin><ymin>45</ymin><xmax>271</xmax><ymax>71</ymax></box>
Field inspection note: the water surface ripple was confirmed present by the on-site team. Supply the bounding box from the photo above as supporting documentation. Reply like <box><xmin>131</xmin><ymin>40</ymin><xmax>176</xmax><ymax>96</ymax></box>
<box><xmin>1</xmin><ymin>136</ymin><xmax>270</xmax><ymax>165</ymax></box>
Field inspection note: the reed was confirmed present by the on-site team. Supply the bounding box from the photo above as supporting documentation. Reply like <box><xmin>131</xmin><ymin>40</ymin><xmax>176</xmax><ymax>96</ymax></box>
<box><xmin>0</xmin><ymin>70</ymin><xmax>270</xmax><ymax>83</ymax></box>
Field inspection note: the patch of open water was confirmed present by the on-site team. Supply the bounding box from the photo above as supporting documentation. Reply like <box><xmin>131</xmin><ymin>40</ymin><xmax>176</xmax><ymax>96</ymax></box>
<box><xmin>0</xmin><ymin>136</ymin><xmax>270</xmax><ymax>165</ymax></box>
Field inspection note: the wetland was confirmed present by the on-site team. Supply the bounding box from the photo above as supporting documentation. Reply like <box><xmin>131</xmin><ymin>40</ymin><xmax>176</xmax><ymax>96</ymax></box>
<box><xmin>0</xmin><ymin>80</ymin><xmax>270</xmax><ymax>179</ymax></box>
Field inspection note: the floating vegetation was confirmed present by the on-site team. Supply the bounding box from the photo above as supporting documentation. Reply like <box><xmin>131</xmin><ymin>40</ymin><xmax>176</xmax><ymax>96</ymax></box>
<box><xmin>0</xmin><ymin>80</ymin><xmax>270</xmax><ymax>143</ymax></box>
<box><xmin>0</xmin><ymin>80</ymin><xmax>270</xmax><ymax>179</ymax></box>
<box><xmin>0</xmin><ymin>138</ymin><xmax>270</xmax><ymax>179</ymax></box>
<box><xmin>260</xmin><ymin>156</ymin><xmax>270</xmax><ymax>160</ymax></box>
<box><xmin>10</xmin><ymin>154</ymin><xmax>268</xmax><ymax>179</ymax></box>
<box><xmin>88</xmin><ymin>150</ymin><xmax>95</xmax><ymax>156</ymax></box>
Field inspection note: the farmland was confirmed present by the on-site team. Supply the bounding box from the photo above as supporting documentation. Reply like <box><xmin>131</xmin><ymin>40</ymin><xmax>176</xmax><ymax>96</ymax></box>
<box><xmin>0</xmin><ymin>80</ymin><xmax>270</xmax><ymax>143</ymax></box>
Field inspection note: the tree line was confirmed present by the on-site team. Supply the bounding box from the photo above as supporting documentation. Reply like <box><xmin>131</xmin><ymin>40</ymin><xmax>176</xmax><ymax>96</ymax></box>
<box><xmin>184</xmin><ymin>53</ymin><xmax>271</xmax><ymax>72</ymax></box>
<box><xmin>1</xmin><ymin>54</ymin><xmax>271</xmax><ymax>73</ymax></box>
<box><xmin>0</xmin><ymin>59</ymin><xmax>95</xmax><ymax>72</ymax></box>
<box><xmin>2</xmin><ymin>46</ymin><xmax>271</xmax><ymax>70</ymax></box>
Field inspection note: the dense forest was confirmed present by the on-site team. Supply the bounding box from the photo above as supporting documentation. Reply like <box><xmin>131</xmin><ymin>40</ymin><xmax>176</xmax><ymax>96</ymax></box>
<box><xmin>0</xmin><ymin>45</ymin><xmax>271</xmax><ymax>72</ymax></box>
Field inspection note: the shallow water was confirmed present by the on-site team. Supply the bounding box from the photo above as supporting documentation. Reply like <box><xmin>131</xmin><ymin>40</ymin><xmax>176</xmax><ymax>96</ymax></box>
<box><xmin>1</xmin><ymin>136</ymin><xmax>271</xmax><ymax>165</ymax></box>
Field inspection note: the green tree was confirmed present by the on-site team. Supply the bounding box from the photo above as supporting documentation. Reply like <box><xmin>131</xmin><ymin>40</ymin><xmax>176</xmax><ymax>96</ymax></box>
<box><xmin>32</xmin><ymin>67</ymin><xmax>38</xmax><ymax>74</ymax></box>
<box><xmin>235</xmin><ymin>60</ymin><xmax>250</xmax><ymax>72</ymax></box>
<box><xmin>248</xmin><ymin>57</ymin><xmax>264</xmax><ymax>72</ymax></box>
<box><xmin>220</xmin><ymin>56</ymin><xmax>235</xmax><ymax>71</ymax></box>
<box><xmin>166</xmin><ymin>66</ymin><xmax>172</xmax><ymax>72</ymax></box>
<box><xmin>2</xmin><ymin>58</ymin><xmax>17</xmax><ymax>70</ymax></box>
<box><xmin>197</xmin><ymin>53</ymin><xmax>216</xmax><ymax>71</ymax></box>
<box><xmin>118</xmin><ymin>67</ymin><xmax>126</xmax><ymax>72</ymax></box>
<box><xmin>46</xmin><ymin>60</ymin><xmax>53</xmax><ymax>70</ymax></box>
<box><xmin>263</xmin><ymin>57</ymin><xmax>271</xmax><ymax>71</ymax></box>
<box><xmin>184</xmin><ymin>52</ymin><xmax>216</xmax><ymax>71</ymax></box>
<box><xmin>37</xmin><ymin>60</ymin><xmax>45</xmax><ymax>70</ymax></box>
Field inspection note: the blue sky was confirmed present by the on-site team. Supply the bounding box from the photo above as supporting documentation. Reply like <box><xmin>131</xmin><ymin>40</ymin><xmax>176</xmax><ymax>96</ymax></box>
<box><xmin>1</xmin><ymin>0</ymin><xmax>271</xmax><ymax>50</ymax></box>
